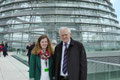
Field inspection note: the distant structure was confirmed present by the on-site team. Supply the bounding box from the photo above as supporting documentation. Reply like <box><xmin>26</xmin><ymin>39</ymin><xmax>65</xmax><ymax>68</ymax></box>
<box><xmin>0</xmin><ymin>0</ymin><xmax>120</xmax><ymax>51</ymax></box>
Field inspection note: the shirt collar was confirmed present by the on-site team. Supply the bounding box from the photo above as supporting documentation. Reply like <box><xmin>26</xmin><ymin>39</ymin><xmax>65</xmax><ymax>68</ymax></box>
<box><xmin>63</xmin><ymin>38</ymin><xmax>71</xmax><ymax>46</ymax></box>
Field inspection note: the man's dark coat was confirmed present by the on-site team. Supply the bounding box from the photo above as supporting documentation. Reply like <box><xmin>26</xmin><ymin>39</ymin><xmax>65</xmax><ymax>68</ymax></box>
<box><xmin>54</xmin><ymin>38</ymin><xmax>87</xmax><ymax>80</ymax></box>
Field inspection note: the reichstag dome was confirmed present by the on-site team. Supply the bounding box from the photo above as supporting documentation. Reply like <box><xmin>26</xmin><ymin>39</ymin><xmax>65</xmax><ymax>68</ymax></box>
<box><xmin>0</xmin><ymin>0</ymin><xmax>120</xmax><ymax>51</ymax></box>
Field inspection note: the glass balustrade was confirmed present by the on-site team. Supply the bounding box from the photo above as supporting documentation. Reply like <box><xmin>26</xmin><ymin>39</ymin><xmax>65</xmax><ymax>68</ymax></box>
<box><xmin>88</xmin><ymin>59</ymin><xmax>120</xmax><ymax>80</ymax></box>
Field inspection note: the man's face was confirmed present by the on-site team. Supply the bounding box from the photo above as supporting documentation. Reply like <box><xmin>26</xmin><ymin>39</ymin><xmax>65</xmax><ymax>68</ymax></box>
<box><xmin>59</xmin><ymin>29</ymin><xmax>71</xmax><ymax>43</ymax></box>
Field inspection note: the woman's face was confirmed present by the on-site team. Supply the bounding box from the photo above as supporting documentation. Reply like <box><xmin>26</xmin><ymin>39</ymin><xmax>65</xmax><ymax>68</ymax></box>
<box><xmin>40</xmin><ymin>38</ymin><xmax>48</xmax><ymax>50</ymax></box>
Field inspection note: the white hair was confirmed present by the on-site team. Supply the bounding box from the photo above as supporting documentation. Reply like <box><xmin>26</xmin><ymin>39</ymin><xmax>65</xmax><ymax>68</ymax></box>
<box><xmin>59</xmin><ymin>27</ymin><xmax>71</xmax><ymax>34</ymax></box>
<box><xmin>52</xmin><ymin>40</ymin><xmax>57</xmax><ymax>44</ymax></box>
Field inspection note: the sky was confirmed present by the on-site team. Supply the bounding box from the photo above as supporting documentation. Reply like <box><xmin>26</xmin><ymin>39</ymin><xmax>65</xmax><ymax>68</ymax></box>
<box><xmin>110</xmin><ymin>0</ymin><xmax>120</xmax><ymax>23</ymax></box>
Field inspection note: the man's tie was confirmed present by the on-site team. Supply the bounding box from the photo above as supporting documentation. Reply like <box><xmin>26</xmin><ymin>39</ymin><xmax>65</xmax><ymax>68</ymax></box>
<box><xmin>62</xmin><ymin>43</ymin><xmax>68</xmax><ymax>74</ymax></box>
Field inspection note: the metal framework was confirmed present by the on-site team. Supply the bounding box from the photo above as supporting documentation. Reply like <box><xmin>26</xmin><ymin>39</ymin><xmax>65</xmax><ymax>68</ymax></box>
<box><xmin>0</xmin><ymin>0</ymin><xmax>120</xmax><ymax>51</ymax></box>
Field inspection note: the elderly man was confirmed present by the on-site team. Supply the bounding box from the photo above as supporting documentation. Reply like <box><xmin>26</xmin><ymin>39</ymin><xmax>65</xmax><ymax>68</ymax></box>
<box><xmin>52</xmin><ymin>40</ymin><xmax>57</xmax><ymax>51</ymax></box>
<box><xmin>54</xmin><ymin>27</ymin><xmax>87</xmax><ymax>80</ymax></box>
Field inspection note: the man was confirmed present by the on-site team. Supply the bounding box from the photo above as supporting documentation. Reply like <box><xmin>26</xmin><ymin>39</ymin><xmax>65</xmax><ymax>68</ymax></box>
<box><xmin>54</xmin><ymin>27</ymin><xmax>87</xmax><ymax>80</ymax></box>
<box><xmin>52</xmin><ymin>39</ymin><xmax>57</xmax><ymax>51</ymax></box>
<box><xmin>26</xmin><ymin>42</ymin><xmax>35</xmax><ymax>66</ymax></box>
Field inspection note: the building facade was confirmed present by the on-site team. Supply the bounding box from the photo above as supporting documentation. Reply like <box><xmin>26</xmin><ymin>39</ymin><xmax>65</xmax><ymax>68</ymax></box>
<box><xmin>0</xmin><ymin>0</ymin><xmax>120</xmax><ymax>51</ymax></box>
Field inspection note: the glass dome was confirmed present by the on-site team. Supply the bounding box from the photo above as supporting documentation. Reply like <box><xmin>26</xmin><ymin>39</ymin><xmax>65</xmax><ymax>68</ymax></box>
<box><xmin>0</xmin><ymin>0</ymin><xmax>120</xmax><ymax>51</ymax></box>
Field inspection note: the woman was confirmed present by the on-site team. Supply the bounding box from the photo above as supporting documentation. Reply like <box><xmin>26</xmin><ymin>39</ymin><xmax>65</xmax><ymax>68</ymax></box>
<box><xmin>0</xmin><ymin>44</ymin><xmax>3</xmax><ymax>57</ymax></box>
<box><xmin>3</xmin><ymin>44</ymin><xmax>8</xmax><ymax>57</ymax></box>
<box><xmin>29</xmin><ymin>35</ymin><xmax>54</xmax><ymax>80</ymax></box>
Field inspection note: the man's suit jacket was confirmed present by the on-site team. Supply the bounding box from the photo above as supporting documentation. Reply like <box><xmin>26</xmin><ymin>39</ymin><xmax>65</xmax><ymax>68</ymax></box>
<box><xmin>54</xmin><ymin>38</ymin><xmax>87</xmax><ymax>80</ymax></box>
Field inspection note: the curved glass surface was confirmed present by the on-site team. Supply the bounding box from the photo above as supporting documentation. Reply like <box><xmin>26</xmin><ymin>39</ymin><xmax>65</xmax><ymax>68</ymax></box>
<box><xmin>0</xmin><ymin>0</ymin><xmax>120</xmax><ymax>51</ymax></box>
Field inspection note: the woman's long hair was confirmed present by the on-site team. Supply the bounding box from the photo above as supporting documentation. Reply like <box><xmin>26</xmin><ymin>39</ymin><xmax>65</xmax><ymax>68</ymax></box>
<box><xmin>32</xmin><ymin>35</ymin><xmax>53</xmax><ymax>55</ymax></box>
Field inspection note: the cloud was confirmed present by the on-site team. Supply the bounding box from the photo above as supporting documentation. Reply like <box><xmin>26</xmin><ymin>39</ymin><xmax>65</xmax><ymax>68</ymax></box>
<box><xmin>110</xmin><ymin>0</ymin><xmax>115</xmax><ymax>3</ymax></box>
